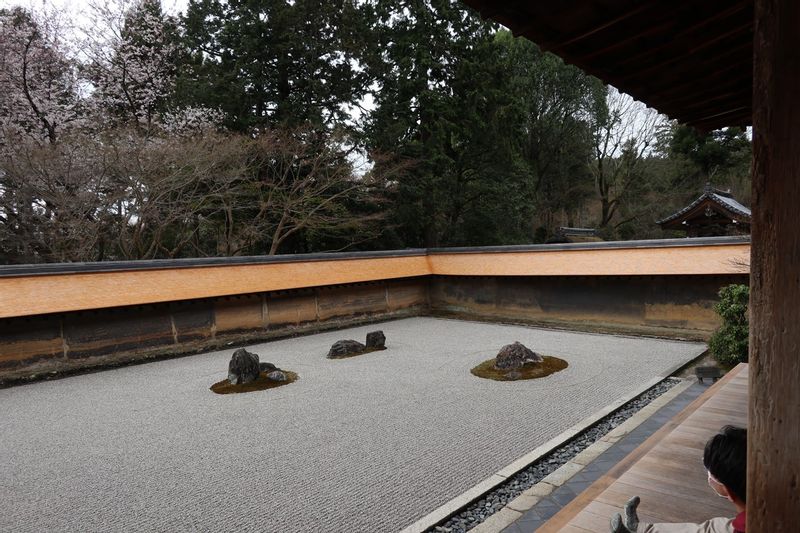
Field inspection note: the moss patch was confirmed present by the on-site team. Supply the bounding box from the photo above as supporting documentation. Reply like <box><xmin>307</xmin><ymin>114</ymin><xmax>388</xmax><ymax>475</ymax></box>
<box><xmin>210</xmin><ymin>370</ymin><xmax>299</xmax><ymax>395</ymax></box>
<box><xmin>328</xmin><ymin>346</ymin><xmax>387</xmax><ymax>360</ymax></box>
<box><xmin>471</xmin><ymin>356</ymin><xmax>568</xmax><ymax>381</ymax></box>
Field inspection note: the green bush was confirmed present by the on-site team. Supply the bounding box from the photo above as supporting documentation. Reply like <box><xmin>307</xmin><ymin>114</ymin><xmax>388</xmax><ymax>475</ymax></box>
<box><xmin>708</xmin><ymin>284</ymin><xmax>750</xmax><ymax>366</ymax></box>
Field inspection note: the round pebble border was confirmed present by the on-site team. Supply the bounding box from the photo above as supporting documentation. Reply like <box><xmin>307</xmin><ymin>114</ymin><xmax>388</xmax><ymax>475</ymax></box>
<box><xmin>427</xmin><ymin>378</ymin><xmax>682</xmax><ymax>533</ymax></box>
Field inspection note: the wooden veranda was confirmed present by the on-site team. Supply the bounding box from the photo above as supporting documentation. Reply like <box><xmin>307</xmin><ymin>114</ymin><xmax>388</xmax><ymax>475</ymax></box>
<box><xmin>539</xmin><ymin>364</ymin><xmax>749</xmax><ymax>532</ymax></box>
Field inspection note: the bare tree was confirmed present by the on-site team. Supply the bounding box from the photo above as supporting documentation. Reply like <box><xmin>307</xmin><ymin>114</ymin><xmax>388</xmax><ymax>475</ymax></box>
<box><xmin>0</xmin><ymin>132</ymin><xmax>121</xmax><ymax>262</ymax></box>
<box><xmin>591</xmin><ymin>87</ymin><xmax>663</xmax><ymax>229</ymax></box>
<box><xmin>191</xmin><ymin>130</ymin><xmax>386</xmax><ymax>256</ymax></box>
<box><xmin>105</xmin><ymin>131</ymin><xmax>229</xmax><ymax>259</ymax></box>
<box><xmin>101</xmin><ymin>128</ymin><xmax>387</xmax><ymax>259</ymax></box>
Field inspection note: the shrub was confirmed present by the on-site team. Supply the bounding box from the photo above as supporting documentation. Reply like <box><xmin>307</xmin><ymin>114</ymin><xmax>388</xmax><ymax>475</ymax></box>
<box><xmin>708</xmin><ymin>284</ymin><xmax>750</xmax><ymax>366</ymax></box>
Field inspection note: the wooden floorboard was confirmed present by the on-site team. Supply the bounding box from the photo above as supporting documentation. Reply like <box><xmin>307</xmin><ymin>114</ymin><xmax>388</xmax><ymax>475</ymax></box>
<box><xmin>538</xmin><ymin>364</ymin><xmax>748</xmax><ymax>532</ymax></box>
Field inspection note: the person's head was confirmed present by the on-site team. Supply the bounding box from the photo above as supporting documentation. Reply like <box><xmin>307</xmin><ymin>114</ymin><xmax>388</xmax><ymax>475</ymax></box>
<box><xmin>703</xmin><ymin>425</ymin><xmax>747</xmax><ymax>503</ymax></box>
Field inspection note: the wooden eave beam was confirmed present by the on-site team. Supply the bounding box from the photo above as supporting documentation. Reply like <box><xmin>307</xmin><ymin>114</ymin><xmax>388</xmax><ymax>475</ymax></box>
<box><xmin>568</xmin><ymin>34</ymin><xmax>750</xmax><ymax>127</ymax></box>
<box><xmin>542</xmin><ymin>4</ymin><xmax>654</xmax><ymax>50</ymax></box>
<box><xmin>631</xmin><ymin>50</ymin><xmax>750</xmax><ymax>102</ymax></box>
<box><xmin>611</xmin><ymin>3</ymin><xmax>751</xmax><ymax>69</ymax></box>
<box><xmin>461</xmin><ymin>0</ymin><xmax>754</xmax><ymax>130</ymax></box>
<box><xmin>687</xmin><ymin>20</ymin><xmax>753</xmax><ymax>56</ymax></box>
<box><xmin>692</xmin><ymin>114</ymin><xmax>751</xmax><ymax>132</ymax></box>
<box><xmin>579</xmin><ymin>19</ymin><xmax>679</xmax><ymax>63</ymax></box>
<box><xmin>639</xmin><ymin>74</ymin><xmax>750</xmax><ymax>113</ymax></box>
<box><xmin>616</xmin><ymin>40</ymin><xmax>751</xmax><ymax>90</ymax></box>
<box><xmin>653</xmin><ymin>85</ymin><xmax>750</xmax><ymax>114</ymax></box>
<box><xmin>682</xmin><ymin>106</ymin><xmax>752</xmax><ymax>129</ymax></box>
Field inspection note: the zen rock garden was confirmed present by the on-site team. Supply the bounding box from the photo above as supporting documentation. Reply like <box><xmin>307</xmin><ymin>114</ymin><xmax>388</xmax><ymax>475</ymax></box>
<box><xmin>211</xmin><ymin>334</ymin><xmax>564</xmax><ymax>392</ymax></box>
<box><xmin>327</xmin><ymin>330</ymin><xmax>387</xmax><ymax>359</ymax></box>
<box><xmin>471</xmin><ymin>341</ymin><xmax>568</xmax><ymax>381</ymax></box>
<box><xmin>210</xmin><ymin>348</ymin><xmax>298</xmax><ymax>394</ymax></box>
<box><xmin>4</xmin><ymin>317</ymin><xmax>708</xmax><ymax>533</ymax></box>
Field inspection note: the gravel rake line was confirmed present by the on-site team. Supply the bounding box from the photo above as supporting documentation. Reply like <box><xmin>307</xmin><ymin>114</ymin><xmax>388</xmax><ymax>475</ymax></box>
<box><xmin>426</xmin><ymin>378</ymin><xmax>682</xmax><ymax>533</ymax></box>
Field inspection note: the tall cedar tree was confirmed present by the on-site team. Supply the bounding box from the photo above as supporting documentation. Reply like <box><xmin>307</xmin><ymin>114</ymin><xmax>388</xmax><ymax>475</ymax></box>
<box><xmin>366</xmin><ymin>1</ymin><xmax>503</xmax><ymax>247</ymax></box>
<box><xmin>179</xmin><ymin>0</ymin><xmax>375</xmax><ymax>131</ymax></box>
<box><xmin>367</xmin><ymin>2</ymin><xmax>605</xmax><ymax>247</ymax></box>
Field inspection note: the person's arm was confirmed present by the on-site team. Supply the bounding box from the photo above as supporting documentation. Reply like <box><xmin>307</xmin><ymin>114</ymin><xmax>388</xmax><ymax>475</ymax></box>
<box><xmin>611</xmin><ymin>497</ymin><xmax>734</xmax><ymax>533</ymax></box>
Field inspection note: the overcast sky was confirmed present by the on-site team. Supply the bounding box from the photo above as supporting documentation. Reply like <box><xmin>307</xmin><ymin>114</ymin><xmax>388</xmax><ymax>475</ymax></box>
<box><xmin>0</xmin><ymin>0</ymin><xmax>190</xmax><ymax>17</ymax></box>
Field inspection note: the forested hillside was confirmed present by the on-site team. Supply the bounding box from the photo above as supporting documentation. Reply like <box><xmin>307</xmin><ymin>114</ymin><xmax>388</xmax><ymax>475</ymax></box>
<box><xmin>0</xmin><ymin>0</ymin><xmax>751</xmax><ymax>263</ymax></box>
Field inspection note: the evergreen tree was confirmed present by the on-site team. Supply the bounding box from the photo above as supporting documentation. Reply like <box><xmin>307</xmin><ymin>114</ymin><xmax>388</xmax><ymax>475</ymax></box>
<box><xmin>180</xmin><ymin>0</ymin><xmax>375</xmax><ymax>131</ymax></box>
<box><xmin>497</xmin><ymin>31</ymin><xmax>605</xmax><ymax>239</ymax></box>
<box><xmin>367</xmin><ymin>3</ymin><xmax>605</xmax><ymax>247</ymax></box>
<box><xmin>366</xmin><ymin>1</ymin><xmax>507</xmax><ymax>247</ymax></box>
<box><xmin>664</xmin><ymin>125</ymin><xmax>752</xmax><ymax>201</ymax></box>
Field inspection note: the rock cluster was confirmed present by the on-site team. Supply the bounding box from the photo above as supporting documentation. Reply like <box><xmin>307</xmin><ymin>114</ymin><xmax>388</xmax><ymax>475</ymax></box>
<box><xmin>327</xmin><ymin>330</ymin><xmax>386</xmax><ymax>358</ymax></box>
<box><xmin>494</xmin><ymin>341</ymin><xmax>543</xmax><ymax>370</ymax></box>
<box><xmin>227</xmin><ymin>348</ymin><xmax>285</xmax><ymax>385</ymax></box>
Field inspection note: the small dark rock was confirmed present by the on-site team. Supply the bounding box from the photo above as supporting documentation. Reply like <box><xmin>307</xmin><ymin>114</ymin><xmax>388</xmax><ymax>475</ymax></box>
<box><xmin>494</xmin><ymin>341</ymin><xmax>543</xmax><ymax>370</ymax></box>
<box><xmin>259</xmin><ymin>361</ymin><xmax>278</xmax><ymax>373</ymax></box>
<box><xmin>266</xmin><ymin>370</ymin><xmax>287</xmax><ymax>382</ymax></box>
<box><xmin>365</xmin><ymin>330</ymin><xmax>386</xmax><ymax>348</ymax></box>
<box><xmin>228</xmin><ymin>348</ymin><xmax>260</xmax><ymax>385</ymax></box>
<box><xmin>327</xmin><ymin>339</ymin><xmax>366</xmax><ymax>359</ymax></box>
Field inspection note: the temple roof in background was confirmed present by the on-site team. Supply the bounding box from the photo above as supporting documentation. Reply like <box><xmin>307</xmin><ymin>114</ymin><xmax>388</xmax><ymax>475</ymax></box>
<box><xmin>657</xmin><ymin>184</ymin><xmax>751</xmax><ymax>231</ymax></box>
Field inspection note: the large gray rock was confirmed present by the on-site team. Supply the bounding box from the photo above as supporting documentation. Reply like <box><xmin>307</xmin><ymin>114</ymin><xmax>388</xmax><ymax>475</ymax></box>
<box><xmin>327</xmin><ymin>339</ymin><xmax>366</xmax><ymax>359</ymax></box>
<box><xmin>366</xmin><ymin>330</ymin><xmax>386</xmax><ymax>349</ymax></box>
<box><xmin>228</xmin><ymin>348</ymin><xmax>260</xmax><ymax>385</ymax></box>
<box><xmin>494</xmin><ymin>342</ymin><xmax>543</xmax><ymax>370</ymax></box>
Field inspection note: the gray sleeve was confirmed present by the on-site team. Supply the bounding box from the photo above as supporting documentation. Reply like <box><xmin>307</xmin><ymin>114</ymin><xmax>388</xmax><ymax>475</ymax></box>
<box><xmin>639</xmin><ymin>517</ymin><xmax>734</xmax><ymax>533</ymax></box>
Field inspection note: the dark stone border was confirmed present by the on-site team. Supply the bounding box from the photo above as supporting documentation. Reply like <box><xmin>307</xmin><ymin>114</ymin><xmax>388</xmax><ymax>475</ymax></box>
<box><xmin>506</xmin><ymin>383</ymin><xmax>708</xmax><ymax>532</ymax></box>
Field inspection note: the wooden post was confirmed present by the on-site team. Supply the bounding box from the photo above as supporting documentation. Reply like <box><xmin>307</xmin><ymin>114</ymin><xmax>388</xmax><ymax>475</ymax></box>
<box><xmin>750</xmin><ymin>0</ymin><xmax>800</xmax><ymax>531</ymax></box>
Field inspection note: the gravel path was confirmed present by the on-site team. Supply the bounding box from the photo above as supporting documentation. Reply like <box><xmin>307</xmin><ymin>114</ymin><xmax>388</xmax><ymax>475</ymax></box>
<box><xmin>0</xmin><ymin>318</ymin><xmax>705</xmax><ymax>533</ymax></box>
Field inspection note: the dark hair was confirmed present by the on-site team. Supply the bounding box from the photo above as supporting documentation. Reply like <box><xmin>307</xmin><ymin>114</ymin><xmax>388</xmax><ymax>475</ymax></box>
<box><xmin>703</xmin><ymin>425</ymin><xmax>747</xmax><ymax>502</ymax></box>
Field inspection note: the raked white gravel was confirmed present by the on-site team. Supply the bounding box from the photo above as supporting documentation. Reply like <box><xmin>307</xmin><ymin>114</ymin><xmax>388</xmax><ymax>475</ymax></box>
<box><xmin>0</xmin><ymin>317</ymin><xmax>705</xmax><ymax>533</ymax></box>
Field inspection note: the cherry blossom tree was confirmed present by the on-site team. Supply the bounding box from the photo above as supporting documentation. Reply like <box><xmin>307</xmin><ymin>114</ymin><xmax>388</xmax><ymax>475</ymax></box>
<box><xmin>0</xmin><ymin>6</ymin><xmax>83</xmax><ymax>152</ymax></box>
<box><xmin>0</xmin><ymin>1</ymin><xmax>384</xmax><ymax>263</ymax></box>
<box><xmin>83</xmin><ymin>0</ymin><xmax>180</xmax><ymax>133</ymax></box>
<box><xmin>0</xmin><ymin>5</ymin><xmax>91</xmax><ymax>263</ymax></box>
